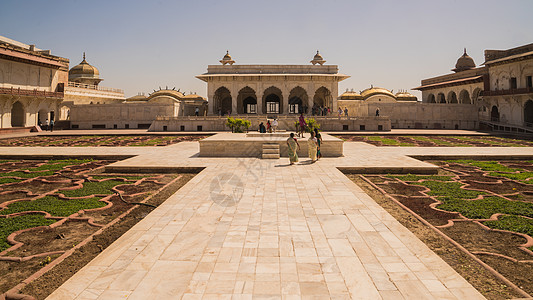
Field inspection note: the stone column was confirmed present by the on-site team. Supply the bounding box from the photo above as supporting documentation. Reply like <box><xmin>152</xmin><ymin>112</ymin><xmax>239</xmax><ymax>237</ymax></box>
<box><xmin>231</xmin><ymin>81</ymin><xmax>238</xmax><ymax>115</ymax></box>
<box><xmin>282</xmin><ymin>79</ymin><xmax>289</xmax><ymax>115</ymax></box>
<box><xmin>331</xmin><ymin>81</ymin><xmax>338</xmax><ymax>113</ymax></box>
<box><xmin>207</xmin><ymin>81</ymin><xmax>215</xmax><ymax>115</ymax></box>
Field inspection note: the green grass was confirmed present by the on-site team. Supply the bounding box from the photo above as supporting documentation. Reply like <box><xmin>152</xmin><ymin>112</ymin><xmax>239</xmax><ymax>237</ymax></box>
<box><xmin>484</xmin><ymin>215</ymin><xmax>533</xmax><ymax>238</ymax></box>
<box><xmin>29</xmin><ymin>159</ymin><xmax>94</xmax><ymax>171</ymax></box>
<box><xmin>59</xmin><ymin>180</ymin><xmax>132</xmax><ymax>197</ymax></box>
<box><xmin>0</xmin><ymin>170</ymin><xmax>56</xmax><ymax>178</ymax></box>
<box><xmin>437</xmin><ymin>196</ymin><xmax>533</xmax><ymax>219</ymax></box>
<box><xmin>91</xmin><ymin>175</ymin><xmax>146</xmax><ymax>180</ymax></box>
<box><xmin>0</xmin><ymin>214</ymin><xmax>56</xmax><ymax>251</ymax></box>
<box><xmin>385</xmin><ymin>174</ymin><xmax>454</xmax><ymax>182</ymax></box>
<box><xmin>365</xmin><ymin>136</ymin><xmax>412</xmax><ymax>146</ymax></box>
<box><xmin>447</xmin><ymin>160</ymin><xmax>521</xmax><ymax>172</ymax></box>
<box><xmin>488</xmin><ymin>172</ymin><xmax>533</xmax><ymax>184</ymax></box>
<box><xmin>0</xmin><ymin>196</ymin><xmax>105</xmax><ymax>217</ymax></box>
<box><xmin>0</xmin><ymin>178</ymin><xmax>23</xmax><ymax>184</ymax></box>
<box><xmin>411</xmin><ymin>181</ymin><xmax>486</xmax><ymax>199</ymax></box>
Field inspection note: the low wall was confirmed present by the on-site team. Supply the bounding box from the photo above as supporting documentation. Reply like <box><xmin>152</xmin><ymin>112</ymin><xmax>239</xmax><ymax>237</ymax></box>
<box><xmin>199</xmin><ymin>132</ymin><xmax>344</xmax><ymax>157</ymax></box>
<box><xmin>149</xmin><ymin>115</ymin><xmax>391</xmax><ymax>132</ymax></box>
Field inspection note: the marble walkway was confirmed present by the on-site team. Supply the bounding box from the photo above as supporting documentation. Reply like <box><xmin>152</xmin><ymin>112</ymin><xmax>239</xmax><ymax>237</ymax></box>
<box><xmin>2</xmin><ymin>139</ymin><xmax>531</xmax><ymax>299</ymax></box>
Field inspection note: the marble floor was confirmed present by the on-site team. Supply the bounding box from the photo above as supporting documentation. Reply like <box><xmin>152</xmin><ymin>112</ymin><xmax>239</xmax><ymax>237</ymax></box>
<box><xmin>2</xmin><ymin>138</ymin><xmax>530</xmax><ymax>299</ymax></box>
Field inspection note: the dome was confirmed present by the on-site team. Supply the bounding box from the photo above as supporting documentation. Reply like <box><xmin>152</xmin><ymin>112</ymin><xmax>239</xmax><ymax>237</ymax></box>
<box><xmin>395</xmin><ymin>90</ymin><xmax>418</xmax><ymax>101</ymax></box>
<box><xmin>452</xmin><ymin>48</ymin><xmax>476</xmax><ymax>72</ymax></box>
<box><xmin>360</xmin><ymin>86</ymin><xmax>395</xmax><ymax>99</ymax></box>
<box><xmin>310</xmin><ymin>50</ymin><xmax>326</xmax><ymax>65</ymax></box>
<box><xmin>220</xmin><ymin>50</ymin><xmax>235</xmax><ymax>65</ymax></box>
<box><xmin>68</xmin><ymin>53</ymin><xmax>103</xmax><ymax>85</ymax></box>
<box><xmin>338</xmin><ymin>89</ymin><xmax>363</xmax><ymax>100</ymax></box>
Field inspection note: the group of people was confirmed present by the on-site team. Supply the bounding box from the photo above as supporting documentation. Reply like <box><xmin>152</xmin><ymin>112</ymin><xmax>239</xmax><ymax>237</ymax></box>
<box><xmin>337</xmin><ymin>107</ymin><xmax>349</xmax><ymax>117</ymax></box>
<box><xmin>38</xmin><ymin>119</ymin><xmax>54</xmax><ymax>132</ymax></box>
<box><xmin>258</xmin><ymin>118</ymin><xmax>279</xmax><ymax>133</ymax></box>
<box><xmin>286</xmin><ymin>128</ymin><xmax>322</xmax><ymax>165</ymax></box>
<box><xmin>311</xmin><ymin>105</ymin><xmax>331</xmax><ymax>116</ymax></box>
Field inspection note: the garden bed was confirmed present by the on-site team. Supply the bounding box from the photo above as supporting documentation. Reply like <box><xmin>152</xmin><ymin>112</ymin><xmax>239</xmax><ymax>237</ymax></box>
<box><xmin>0</xmin><ymin>159</ymin><xmax>196</xmax><ymax>298</ymax></box>
<box><xmin>348</xmin><ymin>159</ymin><xmax>533</xmax><ymax>299</ymax></box>
<box><xmin>335</xmin><ymin>135</ymin><xmax>533</xmax><ymax>147</ymax></box>
<box><xmin>0</xmin><ymin>134</ymin><xmax>209</xmax><ymax>147</ymax></box>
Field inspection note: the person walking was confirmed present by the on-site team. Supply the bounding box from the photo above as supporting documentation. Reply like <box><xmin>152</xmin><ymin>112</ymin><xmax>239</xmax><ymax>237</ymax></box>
<box><xmin>50</xmin><ymin>119</ymin><xmax>55</xmax><ymax>132</ymax></box>
<box><xmin>298</xmin><ymin>113</ymin><xmax>307</xmax><ymax>138</ymax></box>
<box><xmin>338</xmin><ymin>107</ymin><xmax>343</xmax><ymax>118</ymax></box>
<box><xmin>266</xmin><ymin>120</ymin><xmax>272</xmax><ymax>133</ymax></box>
<box><xmin>195</xmin><ymin>107</ymin><xmax>199</xmax><ymax>116</ymax></box>
<box><xmin>272</xmin><ymin>118</ymin><xmax>278</xmax><ymax>133</ymax></box>
<box><xmin>314</xmin><ymin>128</ymin><xmax>322</xmax><ymax>160</ymax></box>
<box><xmin>344</xmin><ymin>107</ymin><xmax>349</xmax><ymax>117</ymax></box>
<box><xmin>308</xmin><ymin>131</ymin><xmax>318</xmax><ymax>163</ymax></box>
<box><xmin>45</xmin><ymin>119</ymin><xmax>49</xmax><ymax>131</ymax></box>
<box><xmin>287</xmin><ymin>132</ymin><xmax>300</xmax><ymax>165</ymax></box>
<box><xmin>375</xmin><ymin>107</ymin><xmax>380</xmax><ymax>116</ymax></box>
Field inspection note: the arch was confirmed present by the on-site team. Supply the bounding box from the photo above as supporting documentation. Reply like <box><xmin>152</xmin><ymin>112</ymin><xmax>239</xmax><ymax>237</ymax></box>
<box><xmin>38</xmin><ymin>109</ymin><xmax>48</xmax><ymax>125</ymax></box>
<box><xmin>11</xmin><ymin>101</ymin><xmax>25</xmax><ymax>127</ymax></box>
<box><xmin>437</xmin><ymin>93</ymin><xmax>446</xmax><ymax>103</ymax></box>
<box><xmin>459</xmin><ymin>90</ymin><xmax>471</xmax><ymax>104</ymax></box>
<box><xmin>288</xmin><ymin>86</ymin><xmax>309</xmax><ymax>114</ymax></box>
<box><xmin>472</xmin><ymin>88</ymin><xmax>482</xmax><ymax>102</ymax></box>
<box><xmin>214</xmin><ymin>87</ymin><xmax>232</xmax><ymax>115</ymax></box>
<box><xmin>525</xmin><ymin>100</ymin><xmax>533</xmax><ymax>125</ymax></box>
<box><xmin>263</xmin><ymin>86</ymin><xmax>282</xmax><ymax>114</ymax></box>
<box><xmin>448</xmin><ymin>91</ymin><xmax>458</xmax><ymax>103</ymax></box>
<box><xmin>313</xmin><ymin>86</ymin><xmax>332</xmax><ymax>109</ymax></box>
<box><xmin>491</xmin><ymin>105</ymin><xmax>500</xmax><ymax>122</ymax></box>
<box><xmin>427</xmin><ymin>94</ymin><xmax>436</xmax><ymax>103</ymax></box>
<box><xmin>237</xmin><ymin>86</ymin><xmax>257</xmax><ymax>114</ymax></box>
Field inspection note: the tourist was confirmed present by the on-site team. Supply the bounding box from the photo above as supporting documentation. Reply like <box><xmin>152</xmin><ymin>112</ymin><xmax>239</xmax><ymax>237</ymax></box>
<box><xmin>287</xmin><ymin>132</ymin><xmax>300</xmax><ymax>165</ymax></box>
<box><xmin>50</xmin><ymin>119</ymin><xmax>54</xmax><ymax>132</ymax></box>
<box><xmin>259</xmin><ymin>122</ymin><xmax>266</xmax><ymax>133</ymax></box>
<box><xmin>195</xmin><ymin>107</ymin><xmax>199</xmax><ymax>116</ymax></box>
<box><xmin>272</xmin><ymin>118</ymin><xmax>278</xmax><ymax>133</ymax></box>
<box><xmin>298</xmin><ymin>113</ymin><xmax>307</xmax><ymax>138</ymax></box>
<box><xmin>314</xmin><ymin>128</ymin><xmax>322</xmax><ymax>159</ymax></box>
<box><xmin>45</xmin><ymin>119</ymin><xmax>49</xmax><ymax>131</ymax></box>
<box><xmin>308</xmin><ymin>131</ymin><xmax>318</xmax><ymax>162</ymax></box>
<box><xmin>344</xmin><ymin>107</ymin><xmax>348</xmax><ymax>117</ymax></box>
<box><xmin>267</xmin><ymin>120</ymin><xmax>272</xmax><ymax>133</ymax></box>
<box><xmin>323</xmin><ymin>106</ymin><xmax>327</xmax><ymax>116</ymax></box>
<box><xmin>375</xmin><ymin>107</ymin><xmax>380</xmax><ymax>116</ymax></box>
<box><xmin>327</xmin><ymin>107</ymin><xmax>331</xmax><ymax>115</ymax></box>
<box><xmin>338</xmin><ymin>107</ymin><xmax>343</xmax><ymax>118</ymax></box>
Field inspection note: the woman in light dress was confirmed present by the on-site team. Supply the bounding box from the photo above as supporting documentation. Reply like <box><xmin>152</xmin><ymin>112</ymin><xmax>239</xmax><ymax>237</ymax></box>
<box><xmin>287</xmin><ymin>132</ymin><xmax>300</xmax><ymax>165</ymax></box>
<box><xmin>308</xmin><ymin>131</ymin><xmax>318</xmax><ymax>163</ymax></box>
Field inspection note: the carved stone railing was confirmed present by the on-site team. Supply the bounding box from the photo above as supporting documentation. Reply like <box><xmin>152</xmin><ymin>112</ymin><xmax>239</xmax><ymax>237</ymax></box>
<box><xmin>0</xmin><ymin>87</ymin><xmax>63</xmax><ymax>98</ymax></box>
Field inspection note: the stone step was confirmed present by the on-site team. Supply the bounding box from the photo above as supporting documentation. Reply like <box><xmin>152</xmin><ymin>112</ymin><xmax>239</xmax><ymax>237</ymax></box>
<box><xmin>262</xmin><ymin>153</ymin><xmax>280</xmax><ymax>159</ymax></box>
<box><xmin>263</xmin><ymin>148</ymin><xmax>280</xmax><ymax>154</ymax></box>
<box><xmin>262</xmin><ymin>143</ymin><xmax>280</xmax><ymax>150</ymax></box>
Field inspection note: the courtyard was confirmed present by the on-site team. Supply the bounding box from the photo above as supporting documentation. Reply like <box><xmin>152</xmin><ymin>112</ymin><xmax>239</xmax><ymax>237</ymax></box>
<box><xmin>0</xmin><ymin>131</ymin><xmax>532</xmax><ymax>299</ymax></box>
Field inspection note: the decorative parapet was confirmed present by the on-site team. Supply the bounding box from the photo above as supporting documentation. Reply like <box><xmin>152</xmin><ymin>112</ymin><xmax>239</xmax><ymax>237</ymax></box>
<box><xmin>0</xmin><ymin>87</ymin><xmax>63</xmax><ymax>98</ymax></box>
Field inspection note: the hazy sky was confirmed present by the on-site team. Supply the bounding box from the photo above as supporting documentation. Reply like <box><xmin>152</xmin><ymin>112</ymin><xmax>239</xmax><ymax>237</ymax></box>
<box><xmin>1</xmin><ymin>0</ymin><xmax>532</xmax><ymax>98</ymax></box>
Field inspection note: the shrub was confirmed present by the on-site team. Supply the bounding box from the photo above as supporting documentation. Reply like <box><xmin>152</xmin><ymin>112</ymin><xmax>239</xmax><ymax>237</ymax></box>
<box><xmin>226</xmin><ymin>117</ymin><xmax>251</xmax><ymax>133</ymax></box>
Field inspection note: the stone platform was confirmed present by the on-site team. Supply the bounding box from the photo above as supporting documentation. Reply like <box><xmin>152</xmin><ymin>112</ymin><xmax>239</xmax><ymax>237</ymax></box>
<box><xmin>199</xmin><ymin>132</ymin><xmax>344</xmax><ymax>158</ymax></box>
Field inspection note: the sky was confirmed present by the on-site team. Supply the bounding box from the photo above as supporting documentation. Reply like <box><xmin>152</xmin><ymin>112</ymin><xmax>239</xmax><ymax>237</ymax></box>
<box><xmin>1</xmin><ymin>0</ymin><xmax>532</xmax><ymax>99</ymax></box>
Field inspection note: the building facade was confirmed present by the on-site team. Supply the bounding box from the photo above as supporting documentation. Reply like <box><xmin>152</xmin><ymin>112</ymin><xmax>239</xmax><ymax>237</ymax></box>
<box><xmin>196</xmin><ymin>51</ymin><xmax>349</xmax><ymax>116</ymax></box>
<box><xmin>0</xmin><ymin>35</ymin><xmax>69</xmax><ymax>129</ymax></box>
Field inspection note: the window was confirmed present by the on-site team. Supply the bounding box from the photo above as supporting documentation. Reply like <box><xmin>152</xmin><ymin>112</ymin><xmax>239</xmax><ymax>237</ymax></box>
<box><xmin>246</xmin><ymin>104</ymin><xmax>256</xmax><ymax>114</ymax></box>
<box><xmin>266</xmin><ymin>102</ymin><xmax>279</xmax><ymax>114</ymax></box>
<box><xmin>289</xmin><ymin>103</ymin><xmax>299</xmax><ymax>114</ymax></box>
<box><xmin>527</xmin><ymin>76</ymin><xmax>533</xmax><ymax>88</ymax></box>
<box><xmin>510</xmin><ymin>77</ymin><xmax>517</xmax><ymax>89</ymax></box>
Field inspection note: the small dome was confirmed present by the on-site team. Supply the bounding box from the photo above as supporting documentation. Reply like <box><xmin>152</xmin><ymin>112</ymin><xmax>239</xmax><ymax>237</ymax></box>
<box><xmin>310</xmin><ymin>50</ymin><xmax>326</xmax><ymax>65</ymax></box>
<box><xmin>360</xmin><ymin>86</ymin><xmax>395</xmax><ymax>99</ymax></box>
<box><xmin>220</xmin><ymin>50</ymin><xmax>235</xmax><ymax>65</ymax></box>
<box><xmin>339</xmin><ymin>89</ymin><xmax>363</xmax><ymax>100</ymax></box>
<box><xmin>452</xmin><ymin>48</ymin><xmax>476</xmax><ymax>72</ymax></box>
<box><xmin>395</xmin><ymin>90</ymin><xmax>418</xmax><ymax>101</ymax></box>
<box><xmin>69</xmin><ymin>53</ymin><xmax>99</xmax><ymax>77</ymax></box>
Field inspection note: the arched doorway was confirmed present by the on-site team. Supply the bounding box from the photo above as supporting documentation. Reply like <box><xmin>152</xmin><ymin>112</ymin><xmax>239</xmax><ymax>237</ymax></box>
<box><xmin>38</xmin><ymin>109</ymin><xmax>47</xmax><ymax>126</ymax></box>
<box><xmin>237</xmin><ymin>87</ymin><xmax>257</xmax><ymax>114</ymax></box>
<box><xmin>437</xmin><ymin>93</ymin><xmax>446</xmax><ymax>103</ymax></box>
<box><xmin>448</xmin><ymin>91</ymin><xmax>458</xmax><ymax>103</ymax></box>
<box><xmin>524</xmin><ymin>100</ymin><xmax>533</xmax><ymax>126</ymax></box>
<box><xmin>427</xmin><ymin>94</ymin><xmax>436</xmax><ymax>103</ymax></box>
<box><xmin>214</xmin><ymin>87</ymin><xmax>232</xmax><ymax>115</ymax></box>
<box><xmin>459</xmin><ymin>90</ymin><xmax>471</xmax><ymax>104</ymax></box>
<box><xmin>472</xmin><ymin>88</ymin><xmax>481</xmax><ymax>102</ymax></box>
<box><xmin>313</xmin><ymin>87</ymin><xmax>332</xmax><ymax>109</ymax></box>
<box><xmin>491</xmin><ymin>106</ymin><xmax>500</xmax><ymax>122</ymax></box>
<box><xmin>289</xmin><ymin>97</ymin><xmax>302</xmax><ymax>114</ymax></box>
<box><xmin>263</xmin><ymin>86</ymin><xmax>282</xmax><ymax>114</ymax></box>
<box><xmin>11</xmin><ymin>101</ymin><xmax>25</xmax><ymax>127</ymax></box>
<box><xmin>288</xmin><ymin>87</ymin><xmax>308</xmax><ymax>114</ymax></box>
